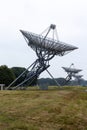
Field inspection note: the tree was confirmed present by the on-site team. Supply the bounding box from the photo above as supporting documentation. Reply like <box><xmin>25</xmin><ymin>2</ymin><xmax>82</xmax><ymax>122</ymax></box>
<box><xmin>11</xmin><ymin>67</ymin><xmax>37</xmax><ymax>86</ymax></box>
<box><xmin>11</xmin><ymin>67</ymin><xmax>27</xmax><ymax>86</ymax></box>
<box><xmin>0</xmin><ymin>65</ymin><xmax>15</xmax><ymax>87</ymax></box>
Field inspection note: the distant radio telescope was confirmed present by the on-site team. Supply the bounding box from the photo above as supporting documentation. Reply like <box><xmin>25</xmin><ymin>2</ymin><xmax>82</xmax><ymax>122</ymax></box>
<box><xmin>62</xmin><ymin>63</ymin><xmax>82</xmax><ymax>85</ymax></box>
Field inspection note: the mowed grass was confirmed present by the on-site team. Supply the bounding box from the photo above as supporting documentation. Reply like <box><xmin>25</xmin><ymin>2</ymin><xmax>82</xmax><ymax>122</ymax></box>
<box><xmin>0</xmin><ymin>86</ymin><xmax>87</xmax><ymax>130</ymax></box>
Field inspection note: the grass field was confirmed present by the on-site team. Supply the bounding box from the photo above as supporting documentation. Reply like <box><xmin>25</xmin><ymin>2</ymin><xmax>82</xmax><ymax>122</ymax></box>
<box><xmin>0</xmin><ymin>86</ymin><xmax>87</xmax><ymax>130</ymax></box>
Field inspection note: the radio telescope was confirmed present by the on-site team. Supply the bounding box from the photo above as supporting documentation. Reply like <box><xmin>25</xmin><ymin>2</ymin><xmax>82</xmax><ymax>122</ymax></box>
<box><xmin>72</xmin><ymin>74</ymin><xmax>83</xmax><ymax>85</ymax></box>
<box><xmin>62</xmin><ymin>63</ymin><xmax>82</xmax><ymax>85</ymax></box>
<box><xmin>7</xmin><ymin>24</ymin><xmax>78</xmax><ymax>90</ymax></box>
<box><xmin>72</xmin><ymin>74</ymin><xmax>83</xmax><ymax>79</ymax></box>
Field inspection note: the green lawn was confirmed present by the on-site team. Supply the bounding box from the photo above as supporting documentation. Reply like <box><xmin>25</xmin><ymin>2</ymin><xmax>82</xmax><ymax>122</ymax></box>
<box><xmin>0</xmin><ymin>86</ymin><xmax>87</xmax><ymax>130</ymax></box>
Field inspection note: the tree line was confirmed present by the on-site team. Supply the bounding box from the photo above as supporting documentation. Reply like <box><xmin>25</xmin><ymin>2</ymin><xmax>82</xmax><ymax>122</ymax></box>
<box><xmin>0</xmin><ymin>65</ymin><xmax>37</xmax><ymax>88</ymax></box>
<box><xmin>0</xmin><ymin>65</ymin><xmax>87</xmax><ymax>89</ymax></box>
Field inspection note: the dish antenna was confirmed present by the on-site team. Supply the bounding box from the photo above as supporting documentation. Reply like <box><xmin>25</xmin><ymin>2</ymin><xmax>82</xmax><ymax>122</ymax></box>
<box><xmin>7</xmin><ymin>24</ymin><xmax>78</xmax><ymax>89</ymax></box>
<box><xmin>62</xmin><ymin>63</ymin><xmax>82</xmax><ymax>85</ymax></box>
<box><xmin>72</xmin><ymin>74</ymin><xmax>83</xmax><ymax>79</ymax></box>
<box><xmin>72</xmin><ymin>74</ymin><xmax>83</xmax><ymax>85</ymax></box>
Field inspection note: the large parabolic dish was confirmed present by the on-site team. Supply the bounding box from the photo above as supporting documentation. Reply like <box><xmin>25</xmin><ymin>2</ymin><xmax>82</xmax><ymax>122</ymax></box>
<box><xmin>20</xmin><ymin>29</ymin><xmax>78</xmax><ymax>59</ymax></box>
<box><xmin>62</xmin><ymin>67</ymin><xmax>82</xmax><ymax>73</ymax></box>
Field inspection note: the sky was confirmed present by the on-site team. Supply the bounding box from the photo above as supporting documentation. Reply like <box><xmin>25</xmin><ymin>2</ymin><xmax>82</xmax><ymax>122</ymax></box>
<box><xmin>0</xmin><ymin>0</ymin><xmax>87</xmax><ymax>80</ymax></box>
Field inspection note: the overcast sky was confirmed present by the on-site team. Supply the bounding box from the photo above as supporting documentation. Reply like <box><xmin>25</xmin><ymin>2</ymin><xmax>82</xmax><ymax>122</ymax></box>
<box><xmin>0</xmin><ymin>0</ymin><xmax>87</xmax><ymax>79</ymax></box>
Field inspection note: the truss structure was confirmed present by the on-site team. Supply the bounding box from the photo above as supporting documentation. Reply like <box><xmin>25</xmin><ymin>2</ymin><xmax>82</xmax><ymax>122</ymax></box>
<box><xmin>7</xmin><ymin>24</ymin><xmax>78</xmax><ymax>89</ymax></box>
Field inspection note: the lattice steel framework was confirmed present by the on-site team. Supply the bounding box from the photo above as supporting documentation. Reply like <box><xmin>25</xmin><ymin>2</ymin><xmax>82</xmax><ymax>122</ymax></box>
<box><xmin>7</xmin><ymin>24</ymin><xmax>78</xmax><ymax>89</ymax></box>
